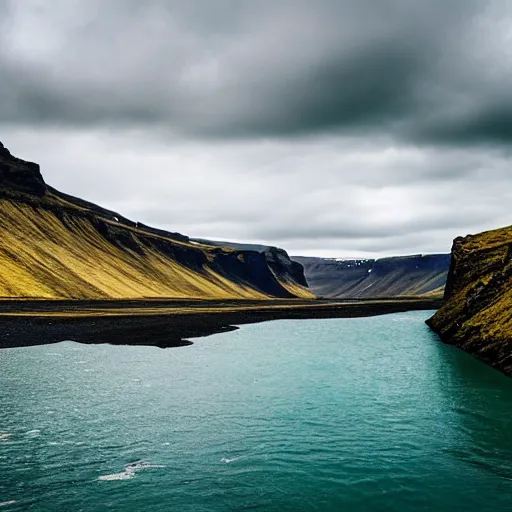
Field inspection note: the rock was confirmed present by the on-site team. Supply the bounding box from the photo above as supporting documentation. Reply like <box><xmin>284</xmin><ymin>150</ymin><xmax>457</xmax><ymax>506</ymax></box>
<box><xmin>0</xmin><ymin>140</ymin><xmax>46</xmax><ymax>196</ymax></box>
<box><xmin>427</xmin><ymin>226</ymin><xmax>512</xmax><ymax>376</ymax></box>
<box><xmin>190</xmin><ymin>239</ymin><xmax>313</xmax><ymax>298</ymax></box>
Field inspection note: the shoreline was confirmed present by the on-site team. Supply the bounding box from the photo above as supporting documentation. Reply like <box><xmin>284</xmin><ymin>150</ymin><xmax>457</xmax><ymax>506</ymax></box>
<box><xmin>0</xmin><ymin>298</ymin><xmax>442</xmax><ymax>349</ymax></box>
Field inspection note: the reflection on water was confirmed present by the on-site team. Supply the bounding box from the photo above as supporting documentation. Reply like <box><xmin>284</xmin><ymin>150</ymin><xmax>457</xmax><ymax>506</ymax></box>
<box><xmin>431</xmin><ymin>335</ymin><xmax>512</xmax><ymax>484</ymax></box>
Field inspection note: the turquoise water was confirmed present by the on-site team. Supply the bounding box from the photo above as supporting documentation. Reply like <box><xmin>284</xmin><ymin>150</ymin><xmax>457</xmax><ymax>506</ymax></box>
<box><xmin>1</xmin><ymin>311</ymin><xmax>512</xmax><ymax>511</ymax></box>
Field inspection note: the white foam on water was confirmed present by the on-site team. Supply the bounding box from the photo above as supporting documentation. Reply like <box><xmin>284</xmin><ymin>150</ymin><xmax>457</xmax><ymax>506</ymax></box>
<box><xmin>125</xmin><ymin>463</ymin><xmax>166</xmax><ymax>471</ymax></box>
<box><xmin>0</xmin><ymin>433</ymin><xmax>12</xmax><ymax>441</ymax></box>
<box><xmin>98</xmin><ymin>462</ymin><xmax>165</xmax><ymax>482</ymax></box>
<box><xmin>220</xmin><ymin>457</ymin><xmax>240</xmax><ymax>464</ymax></box>
<box><xmin>0</xmin><ymin>501</ymin><xmax>16</xmax><ymax>508</ymax></box>
<box><xmin>98</xmin><ymin>471</ymin><xmax>135</xmax><ymax>481</ymax></box>
<box><xmin>25</xmin><ymin>429</ymin><xmax>41</xmax><ymax>436</ymax></box>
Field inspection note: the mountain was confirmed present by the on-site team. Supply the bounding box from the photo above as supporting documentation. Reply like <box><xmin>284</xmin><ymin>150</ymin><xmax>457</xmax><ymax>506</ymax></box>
<box><xmin>293</xmin><ymin>254</ymin><xmax>450</xmax><ymax>298</ymax></box>
<box><xmin>427</xmin><ymin>226</ymin><xmax>512</xmax><ymax>375</ymax></box>
<box><xmin>0</xmin><ymin>141</ymin><xmax>313</xmax><ymax>300</ymax></box>
<box><xmin>192</xmin><ymin>239</ymin><xmax>309</xmax><ymax>298</ymax></box>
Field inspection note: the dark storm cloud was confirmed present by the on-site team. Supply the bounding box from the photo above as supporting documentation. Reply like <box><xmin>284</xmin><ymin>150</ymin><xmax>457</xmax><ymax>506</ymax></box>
<box><xmin>3</xmin><ymin>0</ymin><xmax>512</xmax><ymax>144</ymax></box>
<box><xmin>418</xmin><ymin>105</ymin><xmax>512</xmax><ymax>146</ymax></box>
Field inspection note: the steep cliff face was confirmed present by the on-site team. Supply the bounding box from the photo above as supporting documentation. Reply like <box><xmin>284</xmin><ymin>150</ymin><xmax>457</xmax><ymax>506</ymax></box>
<box><xmin>427</xmin><ymin>227</ymin><xmax>512</xmax><ymax>375</ymax></box>
<box><xmin>0</xmin><ymin>141</ymin><xmax>45</xmax><ymax>196</ymax></box>
<box><xmin>293</xmin><ymin>254</ymin><xmax>449</xmax><ymax>298</ymax></box>
<box><xmin>0</xmin><ymin>142</ymin><xmax>313</xmax><ymax>300</ymax></box>
<box><xmin>192</xmin><ymin>239</ymin><xmax>312</xmax><ymax>299</ymax></box>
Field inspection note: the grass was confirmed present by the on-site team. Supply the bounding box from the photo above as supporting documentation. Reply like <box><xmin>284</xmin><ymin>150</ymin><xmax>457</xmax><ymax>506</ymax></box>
<box><xmin>0</xmin><ymin>197</ymin><xmax>314</xmax><ymax>300</ymax></box>
<box><xmin>428</xmin><ymin>224</ymin><xmax>512</xmax><ymax>373</ymax></box>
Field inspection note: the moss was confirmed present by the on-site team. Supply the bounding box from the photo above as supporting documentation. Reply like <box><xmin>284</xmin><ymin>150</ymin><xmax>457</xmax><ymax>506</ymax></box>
<box><xmin>428</xmin><ymin>224</ymin><xmax>512</xmax><ymax>375</ymax></box>
<box><xmin>0</xmin><ymin>199</ymin><xmax>313</xmax><ymax>300</ymax></box>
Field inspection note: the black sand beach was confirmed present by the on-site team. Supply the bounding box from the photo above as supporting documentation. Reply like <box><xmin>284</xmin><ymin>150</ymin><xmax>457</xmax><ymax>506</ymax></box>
<box><xmin>0</xmin><ymin>298</ymin><xmax>442</xmax><ymax>349</ymax></box>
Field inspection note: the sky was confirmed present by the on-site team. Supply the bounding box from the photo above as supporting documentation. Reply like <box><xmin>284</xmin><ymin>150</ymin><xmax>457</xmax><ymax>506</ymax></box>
<box><xmin>1</xmin><ymin>0</ymin><xmax>512</xmax><ymax>258</ymax></box>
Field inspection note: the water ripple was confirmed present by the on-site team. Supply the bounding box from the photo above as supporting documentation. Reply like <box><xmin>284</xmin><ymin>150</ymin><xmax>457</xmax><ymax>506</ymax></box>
<box><xmin>2</xmin><ymin>312</ymin><xmax>512</xmax><ymax>511</ymax></box>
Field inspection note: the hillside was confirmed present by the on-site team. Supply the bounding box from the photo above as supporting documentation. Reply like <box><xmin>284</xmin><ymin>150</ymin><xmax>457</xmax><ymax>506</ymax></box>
<box><xmin>0</xmin><ymin>141</ymin><xmax>313</xmax><ymax>300</ymax></box>
<box><xmin>293</xmin><ymin>254</ymin><xmax>450</xmax><ymax>298</ymax></box>
<box><xmin>427</xmin><ymin>226</ymin><xmax>512</xmax><ymax>375</ymax></box>
<box><xmin>192</xmin><ymin>238</ymin><xmax>310</xmax><ymax>299</ymax></box>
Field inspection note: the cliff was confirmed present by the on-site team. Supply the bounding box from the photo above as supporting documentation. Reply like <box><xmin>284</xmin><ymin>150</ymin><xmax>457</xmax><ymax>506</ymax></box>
<box><xmin>192</xmin><ymin>239</ymin><xmax>310</xmax><ymax>298</ymax></box>
<box><xmin>0</xmin><ymin>142</ymin><xmax>314</xmax><ymax>300</ymax></box>
<box><xmin>427</xmin><ymin>226</ymin><xmax>512</xmax><ymax>375</ymax></box>
<box><xmin>293</xmin><ymin>254</ymin><xmax>450</xmax><ymax>298</ymax></box>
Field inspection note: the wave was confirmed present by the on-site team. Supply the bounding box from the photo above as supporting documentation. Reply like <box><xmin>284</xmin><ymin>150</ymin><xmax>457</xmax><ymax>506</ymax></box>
<box><xmin>125</xmin><ymin>463</ymin><xmax>165</xmax><ymax>471</ymax></box>
<box><xmin>97</xmin><ymin>471</ymin><xmax>135</xmax><ymax>481</ymax></box>
<box><xmin>98</xmin><ymin>461</ymin><xmax>166</xmax><ymax>481</ymax></box>
<box><xmin>220</xmin><ymin>456</ymin><xmax>242</xmax><ymax>464</ymax></box>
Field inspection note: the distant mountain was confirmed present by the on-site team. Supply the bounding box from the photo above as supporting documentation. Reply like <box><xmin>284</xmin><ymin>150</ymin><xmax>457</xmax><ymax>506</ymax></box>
<box><xmin>427</xmin><ymin>226</ymin><xmax>512</xmax><ymax>376</ymax></box>
<box><xmin>293</xmin><ymin>254</ymin><xmax>450</xmax><ymax>298</ymax></box>
<box><xmin>0</xmin><ymin>141</ymin><xmax>313</xmax><ymax>299</ymax></box>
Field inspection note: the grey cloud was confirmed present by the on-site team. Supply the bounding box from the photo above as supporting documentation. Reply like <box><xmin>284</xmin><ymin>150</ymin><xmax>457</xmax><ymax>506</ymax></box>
<box><xmin>5</xmin><ymin>128</ymin><xmax>511</xmax><ymax>258</ymax></box>
<box><xmin>4</xmin><ymin>0</ymin><xmax>512</xmax><ymax>145</ymax></box>
<box><xmin>417</xmin><ymin>105</ymin><xmax>512</xmax><ymax>146</ymax></box>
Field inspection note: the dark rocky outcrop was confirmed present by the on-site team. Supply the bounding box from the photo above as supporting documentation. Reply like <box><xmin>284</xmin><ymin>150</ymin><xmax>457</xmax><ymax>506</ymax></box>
<box><xmin>0</xmin><ymin>141</ymin><xmax>46</xmax><ymax>196</ymax></box>
<box><xmin>293</xmin><ymin>254</ymin><xmax>450</xmax><ymax>298</ymax></box>
<box><xmin>192</xmin><ymin>239</ymin><xmax>310</xmax><ymax>295</ymax></box>
<box><xmin>427</xmin><ymin>226</ymin><xmax>512</xmax><ymax>376</ymax></box>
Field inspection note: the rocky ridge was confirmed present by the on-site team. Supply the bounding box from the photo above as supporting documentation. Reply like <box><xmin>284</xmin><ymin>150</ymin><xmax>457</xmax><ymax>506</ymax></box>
<box><xmin>427</xmin><ymin>227</ymin><xmax>512</xmax><ymax>375</ymax></box>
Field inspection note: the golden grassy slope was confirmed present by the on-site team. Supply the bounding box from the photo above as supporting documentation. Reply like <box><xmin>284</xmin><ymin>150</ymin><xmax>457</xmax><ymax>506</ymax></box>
<box><xmin>420</xmin><ymin>286</ymin><xmax>445</xmax><ymax>299</ymax></box>
<box><xmin>427</xmin><ymin>225</ymin><xmax>512</xmax><ymax>374</ymax></box>
<box><xmin>274</xmin><ymin>277</ymin><xmax>315</xmax><ymax>299</ymax></box>
<box><xmin>0</xmin><ymin>198</ymin><xmax>308</xmax><ymax>299</ymax></box>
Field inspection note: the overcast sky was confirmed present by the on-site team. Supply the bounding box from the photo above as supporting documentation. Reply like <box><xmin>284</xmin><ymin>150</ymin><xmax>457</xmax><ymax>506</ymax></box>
<box><xmin>2</xmin><ymin>0</ymin><xmax>512</xmax><ymax>257</ymax></box>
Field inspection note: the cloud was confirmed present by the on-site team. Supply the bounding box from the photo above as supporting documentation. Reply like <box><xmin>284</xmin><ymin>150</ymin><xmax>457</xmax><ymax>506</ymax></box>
<box><xmin>3</xmin><ymin>0</ymin><xmax>512</xmax><ymax>145</ymax></box>
<box><xmin>3</xmin><ymin>128</ymin><xmax>512</xmax><ymax>257</ymax></box>
<box><xmin>1</xmin><ymin>1</ymin><xmax>512</xmax><ymax>257</ymax></box>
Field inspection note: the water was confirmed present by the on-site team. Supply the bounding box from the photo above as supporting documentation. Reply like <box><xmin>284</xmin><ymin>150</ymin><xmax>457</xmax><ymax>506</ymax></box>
<box><xmin>1</xmin><ymin>311</ymin><xmax>512</xmax><ymax>511</ymax></box>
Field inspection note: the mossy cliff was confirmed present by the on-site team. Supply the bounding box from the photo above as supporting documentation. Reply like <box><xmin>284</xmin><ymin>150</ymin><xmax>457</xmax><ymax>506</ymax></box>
<box><xmin>427</xmin><ymin>226</ymin><xmax>512</xmax><ymax>375</ymax></box>
<box><xmin>0</xmin><ymin>142</ymin><xmax>314</xmax><ymax>300</ymax></box>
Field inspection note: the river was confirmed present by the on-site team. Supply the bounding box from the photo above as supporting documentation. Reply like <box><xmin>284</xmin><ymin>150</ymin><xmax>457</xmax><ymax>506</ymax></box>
<box><xmin>1</xmin><ymin>311</ymin><xmax>512</xmax><ymax>511</ymax></box>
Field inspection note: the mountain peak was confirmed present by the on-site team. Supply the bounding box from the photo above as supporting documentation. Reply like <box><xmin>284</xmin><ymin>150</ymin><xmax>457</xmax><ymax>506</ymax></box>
<box><xmin>0</xmin><ymin>141</ymin><xmax>46</xmax><ymax>196</ymax></box>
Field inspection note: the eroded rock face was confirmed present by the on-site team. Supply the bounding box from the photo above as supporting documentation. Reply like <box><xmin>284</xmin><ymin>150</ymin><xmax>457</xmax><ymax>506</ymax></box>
<box><xmin>263</xmin><ymin>247</ymin><xmax>309</xmax><ymax>288</ymax></box>
<box><xmin>191</xmin><ymin>239</ymin><xmax>311</xmax><ymax>296</ymax></box>
<box><xmin>0</xmin><ymin>141</ymin><xmax>46</xmax><ymax>196</ymax></box>
<box><xmin>427</xmin><ymin>227</ymin><xmax>512</xmax><ymax>376</ymax></box>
